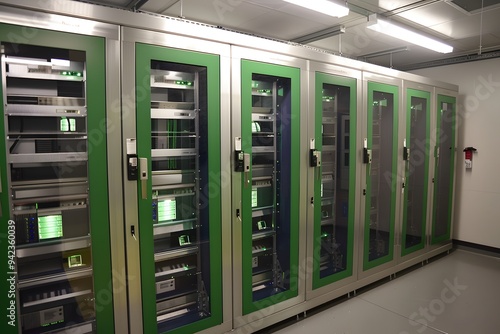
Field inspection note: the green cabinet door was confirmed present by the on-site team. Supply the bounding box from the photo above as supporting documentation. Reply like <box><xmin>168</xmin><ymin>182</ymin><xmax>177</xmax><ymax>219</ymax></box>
<box><xmin>0</xmin><ymin>24</ymin><xmax>113</xmax><ymax>334</ymax></box>
<box><xmin>135</xmin><ymin>43</ymin><xmax>223</xmax><ymax>333</ymax></box>
<box><xmin>240</xmin><ymin>60</ymin><xmax>300</xmax><ymax>314</ymax></box>
<box><xmin>312</xmin><ymin>72</ymin><xmax>356</xmax><ymax>289</ymax></box>
<box><xmin>432</xmin><ymin>95</ymin><xmax>456</xmax><ymax>244</ymax></box>
<box><xmin>402</xmin><ymin>89</ymin><xmax>431</xmax><ymax>256</ymax></box>
<box><xmin>364</xmin><ymin>82</ymin><xmax>399</xmax><ymax>271</ymax></box>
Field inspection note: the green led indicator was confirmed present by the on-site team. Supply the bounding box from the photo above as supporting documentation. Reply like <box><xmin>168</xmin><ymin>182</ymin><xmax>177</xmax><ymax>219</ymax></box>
<box><xmin>61</xmin><ymin>71</ymin><xmax>82</xmax><ymax>77</ymax></box>
<box><xmin>258</xmin><ymin>89</ymin><xmax>272</xmax><ymax>94</ymax></box>
<box><xmin>175</xmin><ymin>80</ymin><xmax>193</xmax><ymax>86</ymax></box>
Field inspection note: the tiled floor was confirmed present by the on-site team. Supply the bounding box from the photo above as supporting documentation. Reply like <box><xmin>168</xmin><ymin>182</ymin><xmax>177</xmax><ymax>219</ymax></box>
<box><xmin>268</xmin><ymin>249</ymin><xmax>500</xmax><ymax>334</ymax></box>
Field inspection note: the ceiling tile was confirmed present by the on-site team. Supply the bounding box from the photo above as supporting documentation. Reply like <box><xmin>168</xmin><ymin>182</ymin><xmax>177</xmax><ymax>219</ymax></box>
<box><xmin>449</xmin><ymin>0</ymin><xmax>500</xmax><ymax>13</ymax></box>
<box><xmin>396</xmin><ymin>1</ymin><xmax>466</xmax><ymax>32</ymax></box>
<box><xmin>452</xmin><ymin>33</ymin><xmax>500</xmax><ymax>50</ymax></box>
<box><xmin>429</xmin><ymin>8</ymin><xmax>500</xmax><ymax>39</ymax></box>
<box><xmin>237</xmin><ymin>11</ymin><xmax>329</xmax><ymax>40</ymax></box>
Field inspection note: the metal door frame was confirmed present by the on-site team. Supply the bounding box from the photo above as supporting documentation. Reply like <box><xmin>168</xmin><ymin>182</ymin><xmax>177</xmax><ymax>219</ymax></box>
<box><xmin>426</xmin><ymin>88</ymin><xmax>458</xmax><ymax>257</ymax></box>
<box><xmin>121</xmin><ymin>27</ymin><xmax>232</xmax><ymax>334</ymax></box>
<box><xmin>395</xmin><ymin>81</ymin><xmax>433</xmax><ymax>272</ymax></box>
<box><xmin>305</xmin><ymin>61</ymin><xmax>362</xmax><ymax>302</ymax></box>
<box><xmin>231</xmin><ymin>45</ymin><xmax>308</xmax><ymax>332</ymax></box>
<box><xmin>0</xmin><ymin>6</ymin><xmax>126</xmax><ymax>334</ymax></box>
<box><xmin>357</xmin><ymin>72</ymin><xmax>403</xmax><ymax>283</ymax></box>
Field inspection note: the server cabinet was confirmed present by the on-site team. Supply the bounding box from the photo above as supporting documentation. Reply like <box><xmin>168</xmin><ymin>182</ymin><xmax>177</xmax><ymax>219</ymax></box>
<box><xmin>308</xmin><ymin>69</ymin><xmax>359</xmax><ymax>295</ymax></box>
<box><xmin>430</xmin><ymin>93</ymin><xmax>456</xmax><ymax>247</ymax></box>
<box><xmin>0</xmin><ymin>23</ymin><xmax>115</xmax><ymax>333</ymax></box>
<box><xmin>359</xmin><ymin>76</ymin><xmax>401</xmax><ymax>279</ymax></box>
<box><xmin>231</xmin><ymin>47</ymin><xmax>307</xmax><ymax>329</ymax></box>
<box><xmin>122</xmin><ymin>28</ymin><xmax>231</xmax><ymax>334</ymax></box>
<box><xmin>399</xmin><ymin>85</ymin><xmax>432</xmax><ymax>263</ymax></box>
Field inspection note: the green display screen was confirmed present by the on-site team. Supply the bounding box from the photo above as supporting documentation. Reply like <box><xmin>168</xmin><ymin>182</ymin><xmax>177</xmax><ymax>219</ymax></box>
<box><xmin>252</xmin><ymin>188</ymin><xmax>258</xmax><ymax>208</ymax></box>
<box><xmin>38</xmin><ymin>215</ymin><xmax>63</xmax><ymax>240</ymax></box>
<box><xmin>60</xmin><ymin>117</ymin><xmax>76</xmax><ymax>132</ymax></box>
<box><xmin>158</xmin><ymin>199</ymin><xmax>176</xmax><ymax>221</ymax></box>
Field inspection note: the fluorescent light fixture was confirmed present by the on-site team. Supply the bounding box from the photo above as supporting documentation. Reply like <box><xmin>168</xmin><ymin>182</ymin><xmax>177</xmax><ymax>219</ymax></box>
<box><xmin>367</xmin><ymin>14</ymin><xmax>453</xmax><ymax>54</ymax></box>
<box><xmin>284</xmin><ymin>0</ymin><xmax>349</xmax><ymax>18</ymax></box>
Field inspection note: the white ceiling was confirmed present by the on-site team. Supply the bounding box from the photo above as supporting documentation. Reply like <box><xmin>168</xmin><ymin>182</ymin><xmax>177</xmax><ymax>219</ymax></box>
<box><xmin>76</xmin><ymin>0</ymin><xmax>500</xmax><ymax>70</ymax></box>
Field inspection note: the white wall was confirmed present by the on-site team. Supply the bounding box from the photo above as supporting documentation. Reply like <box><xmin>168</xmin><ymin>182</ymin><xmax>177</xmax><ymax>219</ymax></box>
<box><xmin>412</xmin><ymin>58</ymin><xmax>500</xmax><ymax>249</ymax></box>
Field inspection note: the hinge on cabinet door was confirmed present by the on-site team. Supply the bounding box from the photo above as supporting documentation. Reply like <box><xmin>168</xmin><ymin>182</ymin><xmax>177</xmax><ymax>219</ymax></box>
<box><xmin>363</xmin><ymin>189</ymin><xmax>366</xmax><ymax>196</ymax></box>
<box><xmin>197</xmin><ymin>280</ymin><xmax>210</xmax><ymax>316</ymax></box>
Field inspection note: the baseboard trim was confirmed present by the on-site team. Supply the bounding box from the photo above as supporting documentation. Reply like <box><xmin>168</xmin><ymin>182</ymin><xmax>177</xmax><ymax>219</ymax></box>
<box><xmin>453</xmin><ymin>239</ymin><xmax>500</xmax><ymax>258</ymax></box>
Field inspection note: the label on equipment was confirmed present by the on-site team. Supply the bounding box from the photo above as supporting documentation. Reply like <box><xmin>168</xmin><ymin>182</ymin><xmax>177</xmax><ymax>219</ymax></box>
<box><xmin>252</xmin><ymin>257</ymin><xmax>258</xmax><ymax>268</ymax></box>
<box><xmin>40</xmin><ymin>306</ymin><xmax>64</xmax><ymax>327</ymax></box>
<box><xmin>156</xmin><ymin>278</ymin><xmax>175</xmax><ymax>294</ymax></box>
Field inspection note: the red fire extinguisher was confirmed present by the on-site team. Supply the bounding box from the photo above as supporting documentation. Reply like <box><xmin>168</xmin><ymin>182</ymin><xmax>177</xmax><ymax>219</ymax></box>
<box><xmin>463</xmin><ymin>147</ymin><xmax>477</xmax><ymax>169</ymax></box>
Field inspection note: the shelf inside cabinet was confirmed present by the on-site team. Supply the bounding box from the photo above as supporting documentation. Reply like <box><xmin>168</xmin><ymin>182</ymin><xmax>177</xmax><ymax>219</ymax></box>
<box><xmin>252</xmin><ymin>206</ymin><xmax>274</xmax><ymax>217</ymax></box>
<box><xmin>252</xmin><ymin>230</ymin><xmax>275</xmax><ymax>241</ymax></box>
<box><xmin>23</xmin><ymin>289</ymin><xmax>93</xmax><ymax>309</ymax></box>
<box><xmin>155</xmin><ymin>264</ymin><xmax>197</xmax><ymax>278</ymax></box>
<box><xmin>154</xmin><ymin>219</ymin><xmax>197</xmax><ymax>235</ymax></box>
<box><xmin>252</xmin><ymin>271</ymin><xmax>273</xmax><ymax>287</ymax></box>
<box><xmin>7</xmin><ymin>71</ymin><xmax>85</xmax><ymax>81</ymax></box>
<box><xmin>152</xmin><ymin>148</ymin><xmax>197</xmax><ymax>158</ymax></box>
<box><xmin>252</xmin><ymin>244</ymin><xmax>273</xmax><ymax>255</ymax></box>
<box><xmin>157</xmin><ymin>293</ymin><xmax>198</xmax><ymax>321</ymax></box>
<box><xmin>16</xmin><ymin>236</ymin><xmax>91</xmax><ymax>259</ymax></box>
<box><xmin>151</xmin><ymin>107</ymin><xmax>195</xmax><ymax>118</ymax></box>
<box><xmin>18</xmin><ymin>268</ymin><xmax>93</xmax><ymax>289</ymax></box>
<box><xmin>154</xmin><ymin>246</ymin><xmax>199</xmax><ymax>262</ymax></box>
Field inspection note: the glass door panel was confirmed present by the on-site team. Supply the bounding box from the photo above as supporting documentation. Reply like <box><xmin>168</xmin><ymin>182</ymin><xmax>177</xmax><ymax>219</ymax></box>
<box><xmin>402</xmin><ymin>90</ymin><xmax>430</xmax><ymax>256</ymax></box>
<box><xmin>0</xmin><ymin>25</ymin><xmax>113</xmax><ymax>334</ymax></box>
<box><xmin>135</xmin><ymin>44</ymin><xmax>222</xmax><ymax>333</ymax></box>
<box><xmin>432</xmin><ymin>95</ymin><xmax>456</xmax><ymax>244</ymax></box>
<box><xmin>312</xmin><ymin>73</ymin><xmax>356</xmax><ymax>289</ymax></box>
<box><xmin>364</xmin><ymin>82</ymin><xmax>398</xmax><ymax>270</ymax></box>
<box><xmin>241</xmin><ymin>60</ymin><xmax>300</xmax><ymax>315</ymax></box>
